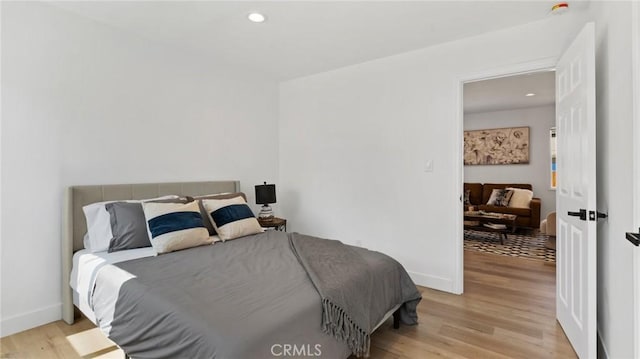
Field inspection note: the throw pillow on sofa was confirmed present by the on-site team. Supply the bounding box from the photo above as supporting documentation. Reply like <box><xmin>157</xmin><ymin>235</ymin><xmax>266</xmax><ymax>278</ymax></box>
<box><xmin>464</xmin><ymin>189</ymin><xmax>471</xmax><ymax>205</ymax></box>
<box><xmin>486</xmin><ymin>189</ymin><xmax>513</xmax><ymax>207</ymax></box>
<box><xmin>507</xmin><ymin>187</ymin><xmax>534</xmax><ymax>208</ymax></box>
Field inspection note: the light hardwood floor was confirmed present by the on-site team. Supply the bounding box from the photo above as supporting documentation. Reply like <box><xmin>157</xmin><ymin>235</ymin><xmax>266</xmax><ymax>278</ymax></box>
<box><xmin>367</xmin><ymin>250</ymin><xmax>575</xmax><ymax>358</ymax></box>
<box><xmin>1</xmin><ymin>250</ymin><xmax>575</xmax><ymax>358</ymax></box>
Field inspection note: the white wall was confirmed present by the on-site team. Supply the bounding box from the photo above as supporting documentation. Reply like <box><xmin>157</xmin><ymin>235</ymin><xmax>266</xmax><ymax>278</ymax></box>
<box><xmin>279</xmin><ymin>13</ymin><xmax>588</xmax><ymax>293</ymax></box>
<box><xmin>589</xmin><ymin>2</ymin><xmax>636</xmax><ymax>358</ymax></box>
<box><xmin>464</xmin><ymin>105</ymin><xmax>556</xmax><ymax>218</ymax></box>
<box><xmin>0</xmin><ymin>2</ymin><xmax>279</xmax><ymax>336</ymax></box>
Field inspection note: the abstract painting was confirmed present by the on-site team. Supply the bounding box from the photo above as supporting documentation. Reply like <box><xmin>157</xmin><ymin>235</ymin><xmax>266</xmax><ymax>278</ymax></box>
<box><xmin>464</xmin><ymin>126</ymin><xmax>530</xmax><ymax>165</ymax></box>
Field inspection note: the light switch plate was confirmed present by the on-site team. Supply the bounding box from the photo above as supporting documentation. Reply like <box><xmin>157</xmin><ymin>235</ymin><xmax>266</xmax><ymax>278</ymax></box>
<box><xmin>425</xmin><ymin>159</ymin><xmax>434</xmax><ymax>172</ymax></box>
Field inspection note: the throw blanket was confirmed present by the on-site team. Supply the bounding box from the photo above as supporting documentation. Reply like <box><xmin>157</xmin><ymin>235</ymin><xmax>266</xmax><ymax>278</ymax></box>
<box><xmin>289</xmin><ymin>233</ymin><xmax>422</xmax><ymax>357</ymax></box>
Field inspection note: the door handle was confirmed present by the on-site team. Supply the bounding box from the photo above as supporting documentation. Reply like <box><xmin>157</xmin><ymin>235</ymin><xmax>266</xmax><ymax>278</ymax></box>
<box><xmin>627</xmin><ymin>228</ymin><xmax>640</xmax><ymax>246</ymax></box>
<box><xmin>589</xmin><ymin>210</ymin><xmax>608</xmax><ymax>221</ymax></box>
<box><xmin>568</xmin><ymin>209</ymin><xmax>587</xmax><ymax>221</ymax></box>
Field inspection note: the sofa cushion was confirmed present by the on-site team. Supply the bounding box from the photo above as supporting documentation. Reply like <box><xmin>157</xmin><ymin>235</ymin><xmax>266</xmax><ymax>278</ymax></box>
<box><xmin>464</xmin><ymin>183</ymin><xmax>483</xmax><ymax>205</ymax></box>
<box><xmin>481</xmin><ymin>183</ymin><xmax>532</xmax><ymax>204</ymax></box>
<box><xmin>478</xmin><ymin>205</ymin><xmax>532</xmax><ymax>217</ymax></box>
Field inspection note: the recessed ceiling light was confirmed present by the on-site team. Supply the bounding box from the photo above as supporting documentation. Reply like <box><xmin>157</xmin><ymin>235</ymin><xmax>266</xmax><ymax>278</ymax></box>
<box><xmin>248</xmin><ymin>13</ymin><xmax>266</xmax><ymax>23</ymax></box>
<box><xmin>526</xmin><ymin>93</ymin><xmax>536</xmax><ymax>97</ymax></box>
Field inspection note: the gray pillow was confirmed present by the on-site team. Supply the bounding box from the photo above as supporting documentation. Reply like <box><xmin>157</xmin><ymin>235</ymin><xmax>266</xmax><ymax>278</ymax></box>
<box><xmin>106</xmin><ymin>202</ymin><xmax>151</xmax><ymax>253</ymax></box>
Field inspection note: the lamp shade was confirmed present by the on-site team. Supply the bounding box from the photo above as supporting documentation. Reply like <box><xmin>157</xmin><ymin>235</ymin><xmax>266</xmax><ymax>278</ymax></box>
<box><xmin>255</xmin><ymin>182</ymin><xmax>276</xmax><ymax>205</ymax></box>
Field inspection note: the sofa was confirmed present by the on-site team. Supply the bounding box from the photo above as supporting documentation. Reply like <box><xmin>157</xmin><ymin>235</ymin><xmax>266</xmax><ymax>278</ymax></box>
<box><xmin>464</xmin><ymin>183</ymin><xmax>541</xmax><ymax>228</ymax></box>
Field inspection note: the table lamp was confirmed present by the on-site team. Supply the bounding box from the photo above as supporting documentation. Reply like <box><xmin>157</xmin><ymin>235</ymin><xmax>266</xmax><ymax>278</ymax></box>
<box><xmin>255</xmin><ymin>182</ymin><xmax>276</xmax><ymax>219</ymax></box>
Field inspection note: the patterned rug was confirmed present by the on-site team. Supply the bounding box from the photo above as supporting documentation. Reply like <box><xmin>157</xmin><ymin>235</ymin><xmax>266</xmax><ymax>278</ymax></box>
<box><xmin>464</xmin><ymin>229</ymin><xmax>556</xmax><ymax>262</ymax></box>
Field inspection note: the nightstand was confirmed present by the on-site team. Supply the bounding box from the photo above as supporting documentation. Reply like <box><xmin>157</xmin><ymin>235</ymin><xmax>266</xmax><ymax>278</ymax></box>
<box><xmin>257</xmin><ymin>217</ymin><xmax>287</xmax><ymax>232</ymax></box>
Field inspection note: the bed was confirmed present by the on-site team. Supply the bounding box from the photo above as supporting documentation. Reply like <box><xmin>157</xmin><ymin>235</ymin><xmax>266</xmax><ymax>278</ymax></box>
<box><xmin>62</xmin><ymin>181</ymin><xmax>421</xmax><ymax>358</ymax></box>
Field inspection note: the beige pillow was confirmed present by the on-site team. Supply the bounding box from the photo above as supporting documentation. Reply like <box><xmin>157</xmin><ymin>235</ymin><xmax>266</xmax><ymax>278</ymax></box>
<box><xmin>194</xmin><ymin>192</ymin><xmax>247</xmax><ymax>235</ymax></box>
<box><xmin>201</xmin><ymin>197</ymin><xmax>263</xmax><ymax>241</ymax></box>
<box><xmin>142</xmin><ymin>201</ymin><xmax>212</xmax><ymax>254</ymax></box>
<box><xmin>507</xmin><ymin>188</ymin><xmax>534</xmax><ymax>208</ymax></box>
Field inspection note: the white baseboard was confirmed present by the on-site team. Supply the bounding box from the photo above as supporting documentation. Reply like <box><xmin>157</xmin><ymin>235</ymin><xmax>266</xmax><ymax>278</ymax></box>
<box><xmin>407</xmin><ymin>271</ymin><xmax>455</xmax><ymax>293</ymax></box>
<box><xmin>597</xmin><ymin>329</ymin><xmax>610</xmax><ymax>359</ymax></box>
<box><xmin>0</xmin><ymin>303</ymin><xmax>61</xmax><ymax>338</ymax></box>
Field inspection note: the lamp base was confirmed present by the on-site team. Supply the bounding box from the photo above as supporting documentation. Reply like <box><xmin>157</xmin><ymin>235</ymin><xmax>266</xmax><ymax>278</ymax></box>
<box><xmin>258</xmin><ymin>204</ymin><xmax>274</xmax><ymax>220</ymax></box>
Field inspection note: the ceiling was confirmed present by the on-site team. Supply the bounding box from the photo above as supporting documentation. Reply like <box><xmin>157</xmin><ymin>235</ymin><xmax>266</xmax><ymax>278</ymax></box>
<box><xmin>464</xmin><ymin>71</ymin><xmax>556</xmax><ymax>114</ymax></box>
<box><xmin>50</xmin><ymin>1</ymin><xmax>589</xmax><ymax>80</ymax></box>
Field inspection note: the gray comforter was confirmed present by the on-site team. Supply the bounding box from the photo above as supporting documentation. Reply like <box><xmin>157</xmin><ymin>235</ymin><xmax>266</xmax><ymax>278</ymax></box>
<box><xmin>92</xmin><ymin>231</ymin><xmax>421</xmax><ymax>358</ymax></box>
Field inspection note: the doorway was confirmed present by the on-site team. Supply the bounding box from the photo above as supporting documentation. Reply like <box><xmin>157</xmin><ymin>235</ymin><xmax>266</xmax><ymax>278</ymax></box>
<box><xmin>462</xmin><ymin>71</ymin><xmax>557</xmax><ymax>262</ymax></box>
<box><xmin>456</xmin><ymin>69</ymin><xmax>574</xmax><ymax>357</ymax></box>
<box><xmin>453</xmin><ymin>57</ymin><xmax>559</xmax><ymax>294</ymax></box>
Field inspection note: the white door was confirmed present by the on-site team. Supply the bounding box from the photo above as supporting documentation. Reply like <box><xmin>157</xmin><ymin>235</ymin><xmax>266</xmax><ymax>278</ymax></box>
<box><xmin>555</xmin><ymin>22</ymin><xmax>597</xmax><ymax>359</ymax></box>
<box><xmin>631</xmin><ymin>3</ymin><xmax>640</xmax><ymax>358</ymax></box>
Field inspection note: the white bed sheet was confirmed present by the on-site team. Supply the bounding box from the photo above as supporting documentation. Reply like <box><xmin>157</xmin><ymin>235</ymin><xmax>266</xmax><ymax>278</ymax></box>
<box><xmin>71</xmin><ymin>247</ymin><xmax>156</xmax><ymax>323</ymax></box>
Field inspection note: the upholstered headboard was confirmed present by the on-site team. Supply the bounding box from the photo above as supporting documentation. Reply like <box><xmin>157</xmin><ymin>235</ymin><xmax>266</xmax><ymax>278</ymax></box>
<box><xmin>62</xmin><ymin>180</ymin><xmax>240</xmax><ymax>324</ymax></box>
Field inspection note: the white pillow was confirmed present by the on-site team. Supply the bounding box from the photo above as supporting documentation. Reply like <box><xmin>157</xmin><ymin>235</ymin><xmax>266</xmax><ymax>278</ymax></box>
<box><xmin>142</xmin><ymin>201</ymin><xmax>211</xmax><ymax>254</ymax></box>
<box><xmin>201</xmin><ymin>197</ymin><xmax>263</xmax><ymax>242</ymax></box>
<box><xmin>82</xmin><ymin>195</ymin><xmax>179</xmax><ymax>252</ymax></box>
<box><xmin>506</xmin><ymin>188</ymin><xmax>534</xmax><ymax>208</ymax></box>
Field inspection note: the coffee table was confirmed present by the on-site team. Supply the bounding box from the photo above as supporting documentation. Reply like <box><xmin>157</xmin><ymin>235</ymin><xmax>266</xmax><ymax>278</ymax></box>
<box><xmin>463</xmin><ymin>211</ymin><xmax>518</xmax><ymax>245</ymax></box>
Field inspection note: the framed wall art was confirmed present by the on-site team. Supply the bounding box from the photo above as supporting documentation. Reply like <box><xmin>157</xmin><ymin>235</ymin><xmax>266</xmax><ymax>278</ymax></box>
<box><xmin>463</xmin><ymin>126</ymin><xmax>530</xmax><ymax>165</ymax></box>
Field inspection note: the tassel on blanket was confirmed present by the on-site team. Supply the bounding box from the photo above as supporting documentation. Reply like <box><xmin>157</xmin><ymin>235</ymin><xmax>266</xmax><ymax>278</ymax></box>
<box><xmin>321</xmin><ymin>298</ymin><xmax>370</xmax><ymax>358</ymax></box>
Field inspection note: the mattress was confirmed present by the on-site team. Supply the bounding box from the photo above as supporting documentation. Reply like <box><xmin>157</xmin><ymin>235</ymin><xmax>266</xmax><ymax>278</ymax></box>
<box><xmin>70</xmin><ymin>247</ymin><xmax>156</xmax><ymax>323</ymax></box>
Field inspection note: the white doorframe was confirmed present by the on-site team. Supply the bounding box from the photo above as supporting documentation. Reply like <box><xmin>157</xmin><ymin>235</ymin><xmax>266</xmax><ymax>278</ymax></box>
<box><xmin>453</xmin><ymin>57</ymin><xmax>558</xmax><ymax>293</ymax></box>
<box><xmin>631</xmin><ymin>2</ymin><xmax>640</xmax><ymax>358</ymax></box>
